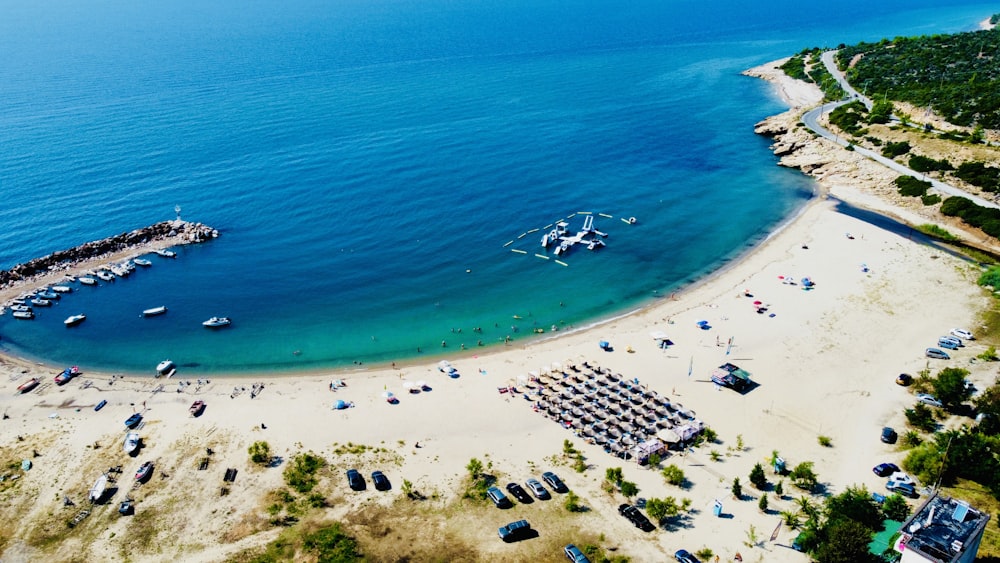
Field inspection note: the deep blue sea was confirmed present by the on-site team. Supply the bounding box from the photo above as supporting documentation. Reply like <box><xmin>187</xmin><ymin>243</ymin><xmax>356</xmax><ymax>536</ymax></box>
<box><xmin>0</xmin><ymin>0</ymin><xmax>994</xmax><ymax>374</ymax></box>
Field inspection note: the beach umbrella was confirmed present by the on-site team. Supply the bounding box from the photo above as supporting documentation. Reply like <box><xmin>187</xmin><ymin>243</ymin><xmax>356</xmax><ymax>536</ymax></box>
<box><xmin>657</xmin><ymin>418</ymin><xmax>673</xmax><ymax>429</ymax></box>
<box><xmin>402</xmin><ymin>381</ymin><xmax>415</xmax><ymax>393</ymax></box>
<box><xmin>583</xmin><ymin>413</ymin><xmax>595</xmax><ymax>423</ymax></box>
<box><xmin>562</xmin><ymin>411</ymin><xmax>574</xmax><ymax>421</ymax></box>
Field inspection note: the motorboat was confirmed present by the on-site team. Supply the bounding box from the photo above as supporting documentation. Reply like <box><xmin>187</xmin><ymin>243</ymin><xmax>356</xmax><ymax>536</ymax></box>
<box><xmin>123</xmin><ymin>432</ymin><xmax>140</xmax><ymax>455</ymax></box>
<box><xmin>78</xmin><ymin>277</ymin><xmax>97</xmax><ymax>285</ymax></box>
<box><xmin>142</xmin><ymin>306</ymin><xmax>167</xmax><ymax>317</ymax></box>
<box><xmin>156</xmin><ymin>359</ymin><xmax>176</xmax><ymax>378</ymax></box>
<box><xmin>95</xmin><ymin>271</ymin><xmax>114</xmax><ymax>282</ymax></box>
<box><xmin>189</xmin><ymin>400</ymin><xmax>205</xmax><ymax>416</ymax></box>
<box><xmin>51</xmin><ymin>285</ymin><xmax>72</xmax><ymax>293</ymax></box>
<box><xmin>133</xmin><ymin>258</ymin><xmax>152</xmax><ymax>267</ymax></box>
<box><xmin>10</xmin><ymin>304</ymin><xmax>31</xmax><ymax>312</ymax></box>
<box><xmin>17</xmin><ymin>377</ymin><xmax>40</xmax><ymax>394</ymax></box>
<box><xmin>30</xmin><ymin>298</ymin><xmax>51</xmax><ymax>307</ymax></box>
<box><xmin>36</xmin><ymin>290</ymin><xmax>59</xmax><ymax>300</ymax></box>
<box><xmin>64</xmin><ymin>314</ymin><xmax>87</xmax><ymax>326</ymax></box>
<box><xmin>12</xmin><ymin>310</ymin><xmax>34</xmax><ymax>320</ymax></box>
<box><xmin>155</xmin><ymin>249</ymin><xmax>176</xmax><ymax>258</ymax></box>
<box><xmin>89</xmin><ymin>473</ymin><xmax>108</xmax><ymax>503</ymax></box>
<box><xmin>124</xmin><ymin>412</ymin><xmax>143</xmax><ymax>428</ymax></box>
<box><xmin>135</xmin><ymin>461</ymin><xmax>154</xmax><ymax>481</ymax></box>
<box><xmin>202</xmin><ymin>316</ymin><xmax>231</xmax><ymax>328</ymax></box>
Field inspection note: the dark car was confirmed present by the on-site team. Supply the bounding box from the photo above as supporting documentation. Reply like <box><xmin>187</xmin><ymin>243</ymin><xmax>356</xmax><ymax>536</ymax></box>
<box><xmin>487</xmin><ymin>486</ymin><xmax>511</xmax><ymax>508</ymax></box>
<box><xmin>886</xmin><ymin>479</ymin><xmax>917</xmax><ymax>498</ymax></box>
<box><xmin>542</xmin><ymin>471</ymin><xmax>567</xmax><ymax>493</ymax></box>
<box><xmin>371</xmin><ymin>470</ymin><xmax>390</xmax><ymax>491</ymax></box>
<box><xmin>880</xmin><ymin>427</ymin><xmax>897</xmax><ymax>444</ymax></box>
<box><xmin>506</xmin><ymin>482</ymin><xmax>533</xmax><ymax>504</ymax></box>
<box><xmin>674</xmin><ymin>549</ymin><xmax>701</xmax><ymax>563</ymax></box>
<box><xmin>526</xmin><ymin>478</ymin><xmax>550</xmax><ymax>500</ymax></box>
<box><xmin>498</xmin><ymin>519</ymin><xmax>531</xmax><ymax>542</ymax></box>
<box><xmin>873</xmin><ymin>462</ymin><xmax>900</xmax><ymax>477</ymax></box>
<box><xmin>347</xmin><ymin>469</ymin><xmax>365</xmax><ymax>491</ymax></box>
<box><xmin>564</xmin><ymin>544</ymin><xmax>591</xmax><ymax>563</ymax></box>
<box><xmin>618</xmin><ymin>503</ymin><xmax>655</xmax><ymax>532</ymax></box>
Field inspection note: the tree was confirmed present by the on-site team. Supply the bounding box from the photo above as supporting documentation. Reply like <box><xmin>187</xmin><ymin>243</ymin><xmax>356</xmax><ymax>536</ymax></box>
<box><xmin>645</xmin><ymin>497</ymin><xmax>679</xmax><ymax>522</ymax></box>
<box><xmin>731</xmin><ymin>477</ymin><xmax>743</xmax><ymax>500</ymax></box>
<box><xmin>974</xmin><ymin>383</ymin><xmax>1000</xmax><ymax>435</ymax></box>
<box><xmin>812</xmin><ymin>520</ymin><xmax>878</xmax><ymax>563</ymax></box>
<box><xmin>789</xmin><ymin>461</ymin><xmax>818</xmax><ymax>491</ymax></box>
<box><xmin>564</xmin><ymin>490</ymin><xmax>584</xmax><ymax>512</ymax></box>
<box><xmin>758</xmin><ymin>493</ymin><xmax>769</xmax><ymax>513</ymax></box>
<box><xmin>882</xmin><ymin>493</ymin><xmax>910</xmax><ymax>521</ymax></box>
<box><xmin>931</xmin><ymin>367</ymin><xmax>972</xmax><ymax>409</ymax></box>
<box><xmin>824</xmin><ymin>486</ymin><xmax>883</xmax><ymax>532</ymax></box>
<box><xmin>620</xmin><ymin>481</ymin><xmax>638</xmax><ymax>498</ymax></box>
<box><xmin>605</xmin><ymin>467</ymin><xmax>624</xmax><ymax>485</ymax></box>
<box><xmin>466</xmin><ymin>458</ymin><xmax>483</xmax><ymax>480</ymax></box>
<box><xmin>647</xmin><ymin>453</ymin><xmax>662</xmax><ymax>468</ymax></box>
<box><xmin>775</xmin><ymin>480</ymin><xmax>784</xmax><ymax>498</ymax></box>
<box><xmin>249</xmin><ymin>441</ymin><xmax>271</xmax><ymax>465</ymax></box>
<box><xmin>749</xmin><ymin>463</ymin><xmax>767</xmax><ymax>489</ymax></box>
<box><xmin>662</xmin><ymin>464</ymin><xmax>685</xmax><ymax>487</ymax></box>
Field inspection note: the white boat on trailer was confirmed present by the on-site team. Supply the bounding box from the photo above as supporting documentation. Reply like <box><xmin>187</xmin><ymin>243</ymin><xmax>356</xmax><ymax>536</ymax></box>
<box><xmin>142</xmin><ymin>306</ymin><xmax>167</xmax><ymax>317</ymax></box>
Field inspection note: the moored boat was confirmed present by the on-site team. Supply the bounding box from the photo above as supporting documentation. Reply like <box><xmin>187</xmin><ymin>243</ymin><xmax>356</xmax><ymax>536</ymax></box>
<box><xmin>155</xmin><ymin>248</ymin><xmax>176</xmax><ymax>258</ymax></box>
<box><xmin>54</xmin><ymin>366</ymin><xmax>80</xmax><ymax>385</ymax></box>
<box><xmin>135</xmin><ymin>461</ymin><xmax>153</xmax><ymax>481</ymax></box>
<box><xmin>17</xmin><ymin>377</ymin><xmax>40</xmax><ymax>394</ymax></box>
<box><xmin>10</xmin><ymin>304</ymin><xmax>31</xmax><ymax>312</ymax></box>
<box><xmin>189</xmin><ymin>400</ymin><xmax>205</xmax><ymax>416</ymax></box>
<box><xmin>12</xmin><ymin>310</ymin><xmax>34</xmax><ymax>320</ymax></box>
<box><xmin>133</xmin><ymin>258</ymin><xmax>152</xmax><ymax>267</ymax></box>
<box><xmin>202</xmin><ymin>316</ymin><xmax>231</xmax><ymax>328</ymax></box>
<box><xmin>30</xmin><ymin>298</ymin><xmax>51</xmax><ymax>307</ymax></box>
<box><xmin>78</xmin><ymin>277</ymin><xmax>97</xmax><ymax>285</ymax></box>
<box><xmin>64</xmin><ymin>314</ymin><xmax>87</xmax><ymax>326</ymax></box>
<box><xmin>89</xmin><ymin>473</ymin><xmax>108</xmax><ymax>503</ymax></box>
<box><xmin>156</xmin><ymin>359</ymin><xmax>176</xmax><ymax>378</ymax></box>
<box><xmin>142</xmin><ymin>306</ymin><xmax>167</xmax><ymax>317</ymax></box>
<box><xmin>36</xmin><ymin>290</ymin><xmax>59</xmax><ymax>300</ymax></box>
<box><xmin>124</xmin><ymin>412</ymin><xmax>143</xmax><ymax>428</ymax></box>
<box><xmin>124</xmin><ymin>432</ymin><xmax>140</xmax><ymax>455</ymax></box>
<box><xmin>95</xmin><ymin>271</ymin><xmax>114</xmax><ymax>282</ymax></box>
<box><xmin>51</xmin><ymin>285</ymin><xmax>72</xmax><ymax>293</ymax></box>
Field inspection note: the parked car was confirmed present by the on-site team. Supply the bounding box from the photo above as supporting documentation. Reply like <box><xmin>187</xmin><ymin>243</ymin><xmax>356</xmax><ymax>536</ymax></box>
<box><xmin>916</xmin><ymin>393</ymin><xmax>944</xmax><ymax>408</ymax></box>
<box><xmin>872</xmin><ymin>462</ymin><xmax>900</xmax><ymax>477</ymax></box>
<box><xmin>925</xmin><ymin>348</ymin><xmax>950</xmax><ymax>360</ymax></box>
<box><xmin>526</xmin><ymin>478</ymin><xmax>550</xmax><ymax>500</ymax></box>
<box><xmin>881</xmin><ymin>427</ymin><xmax>897</xmax><ymax>444</ymax></box>
<box><xmin>487</xmin><ymin>486</ymin><xmax>511</xmax><ymax>508</ymax></box>
<box><xmin>346</xmin><ymin>469</ymin><xmax>365</xmax><ymax>491</ymax></box>
<box><xmin>674</xmin><ymin>549</ymin><xmax>701</xmax><ymax>563</ymax></box>
<box><xmin>498</xmin><ymin>519</ymin><xmax>531</xmax><ymax>542</ymax></box>
<box><xmin>618</xmin><ymin>503</ymin><xmax>655</xmax><ymax>531</ymax></box>
<box><xmin>895</xmin><ymin>373</ymin><xmax>913</xmax><ymax>386</ymax></box>
<box><xmin>506</xmin><ymin>482</ymin><xmax>533</xmax><ymax>504</ymax></box>
<box><xmin>564</xmin><ymin>544</ymin><xmax>591</xmax><ymax>563</ymax></box>
<box><xmin>886</xmin><ymin>479</ymin><xmax>917</xmax><ymax>498</ymax></box>
<box><xmin>950</xmin><ymin>328</ymin><xmax>974</xmax><ymax>340</ymax></box>
<box><xmin>887</xmin><ymin>471</ymin><xmax>914</xmax><ymax>486</ymax></box>
<box><xmin>371</xmin><ymin>470</ymin><xmax>391</xmax><ymax>491</ymax></box>
<box><xmin>940</xmin><ymin>335</ymin><xmax>963</xmax><ymax>348</ymax></box>
<box><xmin>542</xmin><ymin>471</ymin><xmax>567</xmax><ymax>493</ymax></box>
<box><xmin>937</xmin><ymin>337</ymin><xmax>960</xmax><ymax>350</ymax></box>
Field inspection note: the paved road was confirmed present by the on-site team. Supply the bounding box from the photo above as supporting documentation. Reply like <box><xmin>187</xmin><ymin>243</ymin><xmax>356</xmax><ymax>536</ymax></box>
<box><xmin>797</xmin><ymin>52</ymin><xmax>1000</xmax><ymax>210</ymax></box>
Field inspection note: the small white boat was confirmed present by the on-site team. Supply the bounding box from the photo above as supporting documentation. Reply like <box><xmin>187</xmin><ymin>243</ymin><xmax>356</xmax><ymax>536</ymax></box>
<box><xmin>12</xmin><ymin>311</ymin><xmax>34</xmax><ymax>320</ymax></box>
<box><xmin>30</xmin><ymin>298</ymin><xmax>51</xmax><ymax>307</ymax></box>
<box><xmin>95</xmin><ymin>271</ymin><xmax>115</xmax><ymax>282</ymax></box>
<box><xmin>123</xmin><ymin>432</ymin><xmax>140</xmax><ymax>455</ymax></box>
<box><xmin>89</xmin><ymin>474</ymin><xmax>108</xmax><ymax>503</ymax></box>
<box><xmin>202</xmin><ymin>317</ymin><xmax>231</xmax><ymax>328</ymax></box>
<box><xmin>51</xmin><ymin>286</ymin><xmax>72</xmax><ymax>293</ymax></box>
<box><xmin>142</xmin><ymin>306</ymin><xmax>167</xmax><ymax>317</ymax></box>
<box><xmin>155</xmin><ymin>249</ymin><xmax>176</xmax><ymax>258</ymax></box>
<box><xmin>78</xmin><ymin>277</ymin><xmax>97</xmax><ymax>285</ymax></box>
<box><xmin>156</xmin><ymin>359</ymin><xmax>176</xmax><ymax>377</ymax></box>
<box><xmin>10</xmin><ymin>304</ymin><xmax>31</xmax><ymax>312</ymax></box>
<box><xmin>133</xmin><ymin>258</ymin><xmax>152</xmax><ymax>267</ymax></box>
<box><xmin>64</xmin><ymin>314</ymin><xmax>87</xmax><ymax>326</ymax></box>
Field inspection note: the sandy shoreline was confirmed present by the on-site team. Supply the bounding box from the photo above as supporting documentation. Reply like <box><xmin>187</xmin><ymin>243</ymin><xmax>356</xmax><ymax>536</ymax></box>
<box><xmin>2</xmin><ymin>59</ymin><xmax>998</xmax><ymax>561</ymax></box>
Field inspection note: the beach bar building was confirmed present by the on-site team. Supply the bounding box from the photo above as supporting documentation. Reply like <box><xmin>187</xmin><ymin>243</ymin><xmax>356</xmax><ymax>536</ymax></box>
<box><xmin>892</xmin><ymin>492</ymin><xmax>990</xmax><ymax>562</ymax></box>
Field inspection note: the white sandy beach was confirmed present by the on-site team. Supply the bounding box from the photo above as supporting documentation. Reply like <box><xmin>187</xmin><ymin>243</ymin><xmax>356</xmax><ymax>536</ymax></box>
<box><xmin>1</xmin><ymin>64</ymin><xmax>997</xmax><ymax>562</ymax></box>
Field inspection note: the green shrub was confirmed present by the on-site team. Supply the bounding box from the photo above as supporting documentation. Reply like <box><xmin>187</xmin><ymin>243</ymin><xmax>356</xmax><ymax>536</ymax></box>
<box><xmin>895</xmin><ymin>175</ymin><xmax>932</xmax><ymax>197</ymax></box>
<box><xmin>881</xmin><ymin>140</ymin><xmax>911</xmax><ymax>158</ymax></box>
<box><xmin>818</xmin><ymin>435</ymin><xmax>833</xmax><ymax>447</ymax></box>
<box><xmin>249</xmin><ymin>441</ymin><xmax>272</xmax><ymax>465</ymax></box>
<box><xmin>283</xmin><ymin>452</ymin><xmax>326</xmax><ymax>493</ymax></box>
<box><xmin>915</xmin><ymin>224</ymin><xmax>958</xmax><ymax>241</ymax></box>
<box><xmin>749</xmin><ymin>463</ymin><xmax>767</xmax><ymax>490</ymax></box>
<box><xmin>662</xmin><ymin>464</ymin><xmax>686</xmax><ymax>487</ymax></box>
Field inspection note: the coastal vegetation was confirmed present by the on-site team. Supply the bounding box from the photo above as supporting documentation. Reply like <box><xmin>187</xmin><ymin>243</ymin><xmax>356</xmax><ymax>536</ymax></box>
<box><xmin>835</xmin><ymin>29</ymin><xmax>1000</xmax><ymax>128</ymax></box>
<box><xmin>780</xmin><ymin>48</ymin><xmax>844</xmax><ymax>100</ymax></box>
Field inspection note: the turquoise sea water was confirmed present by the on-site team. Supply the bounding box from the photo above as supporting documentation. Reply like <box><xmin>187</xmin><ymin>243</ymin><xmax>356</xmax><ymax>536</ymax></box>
<box><xmin>0</xmin><ymin>0</ymin><xmax>994</xmax><ymax>374</ymax></box>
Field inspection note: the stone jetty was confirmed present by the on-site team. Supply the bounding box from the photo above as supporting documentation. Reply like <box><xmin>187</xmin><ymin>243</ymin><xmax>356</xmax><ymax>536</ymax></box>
<box><xmin>0</xmin><ymin>220</ymin><xmax>218</xmax><ymax>294</ymax></box>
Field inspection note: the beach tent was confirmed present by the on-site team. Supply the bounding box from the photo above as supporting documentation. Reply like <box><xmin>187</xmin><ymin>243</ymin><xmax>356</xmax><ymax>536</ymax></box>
<box><xmin>333</xmin><ymin>400</ymin><xmax>348</xmax><ymax>410</ymax></box>
<box><xmin>599</xmin><ymin>340</ymin><xmax>610</xmax><ymax>350</ymax></box>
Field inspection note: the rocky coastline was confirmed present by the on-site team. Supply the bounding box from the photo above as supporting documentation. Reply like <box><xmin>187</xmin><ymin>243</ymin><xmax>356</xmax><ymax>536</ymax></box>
<box><xmin>0</xmin><ymin>220</ymin><xmax>218</xmax><ymax>301</ymax></box>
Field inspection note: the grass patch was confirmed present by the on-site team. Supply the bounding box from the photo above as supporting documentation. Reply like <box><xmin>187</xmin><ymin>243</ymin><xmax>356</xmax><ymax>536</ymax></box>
<box><xmin>915</xmin><ymin>223</ymin><xmax>960</xmax><ymax>242</ymax></box>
